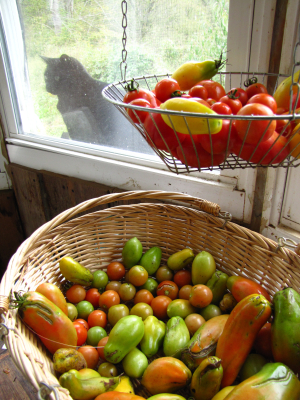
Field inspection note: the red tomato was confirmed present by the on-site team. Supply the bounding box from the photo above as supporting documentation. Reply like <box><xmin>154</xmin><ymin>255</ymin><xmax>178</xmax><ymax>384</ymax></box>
<box><xmin>78</xmin><ymin>346</ymin><xmax>99</xmax><ymax>369</ymax></box>
<box><xmin>74</xmin><ymin>318</ymin><xmax>89</xmax><ymax>330</ymax></box>
<box><xmin>234</xmin><ymin>103</ymin><xmax>276</xmax><ymax>144</ymax></box>
<box><xmin>106</xmin><ymin>262</ymin><xmax>126</xmax><ymax>281</ymax></box>
<box><xmin>144</xmin><ymin>112</ymin><xmax>181</xmax><ymax>151</ymax></box>
<box><xmin>232</xmin><ymin>131</ymin><xmax>289</xmax><ymax>165</ymax></box>
<box><xmin>197</xmin><ymin>80</ymin><xmax>226</xmax><ymax>101</ymax></box>
<box><xmin>156</xmin><ymin>280</ymin><xmax>179</xmax><ymax>300</ymax></box>
<box><xmin>133</xmin><ymin>289</ymin><xmax>154</xmax><ymax>305</ymax></box>
<box><xmin>99</xmin><ymin>290</ymin><xmax>120</xmax><ymax>310</ymax></box>
<box><xmin>154</xmin><ymin>78</ymin><xmax>181</xmax><ymax>103</ymax></box>
<box><xmin>227</xmin><ymin>88</ymin><xmax>248</xmax><ymax>106</ymax></box>
<box><xmin>247</xmin><ymin>93</ymin><xmax>277</xmax><ymax>113</ymax></box>
<box><xmin>151</xmin><ymin>295</ymin><xmax>172</xmax><ymax>320</ymax></box>
<box><xmin>87</xmin><ymin>310</ymin><xmax>107</xmax><ymax>328</ymax></box>
<box><xmin>127</xmin><ymin>98</ymin><xmax>152</xmax><ymax>123</ymax></box>
<box><xmin>199</xmin><ymin>120</ymin><xmax>238</xmax><ymax>155</ymax></box>
<box><xmin>188</xmin><ymin>85</ymin><xmax>208</xmax><ymax>100</ymax></box>
<box><xmin>191</xmin><ymin>98</ymin><xmax>211</xmax><ymax>108</ymax></box>
<box><xmin>123</xmin><ymin>85</ymin><xmax>158</xmax><ymax>107</ymax></box>
<box><xmin>189</xmin><ymin>284</ymin><xmax>213</xmax><ymax>308</ymax></box>
<box><xmin>177</xmin><ymin>141</ymin><xmax>227</xmax><ymax>168</ymax></box>
<box><xmin>66</xmin><ymin>284</ymin><xmax>86</xmax><ymax>304</ymax></box>
<box><xmin>173</xmin><ymin>270</ymin><xmax>192</xmax><ymax>288</ymax></box>
<box><xmin>219</xmin><ymin>95</ymin><xmax>242</xmax><ymax>115</ymax></box>
<box><xmin>245</xmin><ymin>82</ymin><xmax>268</xmax><ymax>99</ymax></box>
<box><xmin>276</xmin><ymin>118</ymin><xmax>292</xmax><ymax>138</ymax></box>
<box><xmin>211</xmin><ymin>102</ymin><xmax>232</xmax><ymax>115</ymax></box>
<box><xmin>85</xmin><ymin>288</ymin><xmax>101</xmax><ymax>309</ymax></box>
<box><xmin>73</xmin><ymin>322</ymin><xmax>88</xmax><ymax>346</ymax></box>
<box><xmin>206</xmin><ymin>98</ymin><xmax>217</xmax><ymax>106</ymax></box>
<box><xmin>97</xmin><ymin>336</ymin><xmax>109</xmax><ymax>360</ymax></box>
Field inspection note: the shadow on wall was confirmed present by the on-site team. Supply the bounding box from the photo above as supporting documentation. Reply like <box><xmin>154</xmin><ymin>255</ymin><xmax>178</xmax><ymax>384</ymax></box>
<box><xmin>41</xmin><ymin>54</ymin><xmax>154</xmax><ymax>154</ymax></box>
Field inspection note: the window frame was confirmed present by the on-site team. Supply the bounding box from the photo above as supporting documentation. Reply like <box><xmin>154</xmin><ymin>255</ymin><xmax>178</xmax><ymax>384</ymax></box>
<box><xmin>0</xmin><ymin>0</ymin><xmax>281</xmax><ymax>224</ymax></box>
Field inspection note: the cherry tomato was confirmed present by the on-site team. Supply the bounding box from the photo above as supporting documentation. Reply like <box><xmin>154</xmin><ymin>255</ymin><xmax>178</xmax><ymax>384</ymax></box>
<box><xmin>78</xmin><ymin>345</ymin><xmax>99</xmax><ymax>369</ymax></box>
<box><xmin>227</xmin><ymin>88</ymin><xmax>248</xmax><ymax>106</ymax></box>
<box><xmin>118</xmin><ymin>283</ymin><xmax>136</xmax><ymax>302</ymax></box>
<box><xmin>189</xmin><ymin>284</ymin><xmax>213</xmax><ymax>308</ymax></box>
<box><xmin>245</xmin><ymin>82</ymin><xmax>268</xmax><ymax>99</ymax></box>
<box><xmin>206</xmin><ymin>98</ymin><xmax>217</xmax><ymax>106</ymax></box>
<box><xmin>144</xmin><ymin>112</ymin><xmax>180</xmax><ymax>152</ymax></box>
<box><xmin>173</xmin><ymin>270</ymin><xmax>192</xmax><ymax>288</ymax></box>
<box><xmin>127</xmin><ymin>265</ymin><xmax>148</xmax><ymax>287</ymax></box>
<box><xmin>106</xmin><ymin>281</ymin><xmax>122</xmax><ymax>292</ymax></box>
<box><xmin>74</xmin><ymin>318</ymin><xmax>89</xmax><ymax>330</ymax></box>
<box><xmin>97</xmin><ymin>336</ymin><xmax>109</xmax><ymax>360</ymax></box>
<box><xmin>197</xmin><ymin>80</ymin><xmax>226</xmax><ymax>101</ymax></box>
<box><xmin>220</xmin><ymin>95</ymin><xmax>242</xmax><ymax>115</ymax></box>
<box><xmin>276</xmin><ymin>118</ymin><xmax>292</xmax><ymax>138</ymax></box>
<box><xmin>87</xmin><ymin>309</ymin><xmax>107</xmax><ymax>328</ymax></box>
<box><xmin>99</xmin><ymin>290</ymin><xmax>120</xmax><ymax>310</ymax></box>
<box><xmin>123</xmin><ymin>82</ymin><xmax>158</xmax><ymax>107</ymax></box>
<box><xmin>211</xmin><ymin>102</ymin><xmax>232</xmax><ymax>115</ymax></box>
<box><xmin>133</xmin><ymin>289</ymin><xmax>154</xmax><ymax>305</ymax></box>
<box><xmin>98</xmin><ymin>362</ymin><xmax>118</xmax><ymax>378</ymax></box>
<box><xmin>247</xmin><ymin>93</ymin><xmax>277</xmax><ymax>113</ymax></box>
<box><xmin>179</xmin><ymin>285</ymin><xmax>193</xmax><ymax>300</ymax></box>
<box><xmin>151</xmin><ymin>295</ymin><xmax>172</xmax><ymax>320</ymax></box>
<box><xmin>154</xmin><ymin>78</ymin><xmax>181</xmax><ymax>103</ymax></box>
<box><xmin>156</xmin><ymin>266</ymin><xmax>174</xmax><ymax>283</ymax></box>
<box><xmin>107</xmin><ymin>304</ymin><xmax>129</xmax><ymax>326</ymax></box>
<box><xmin>91</xmin><ymin>270</ymin><xmax>109</xmax><ymax>290</ymax></box>
<box><xmin>130</xmin><ymin>302</ymin><xmax>153</xmax><ymax>320</ymax></box>
<box><xmin>191</xmin><ymin>98</ymin><xmax>212</xmax><ymax>108</ymax></box>
<box><xmin>188</xmin><ymin>85</ymin><xmax>208</xmax><ymax>100</ymax></box>
<box><xmin>76</xmin><ymin>301</ymin><xmax>94</xmax><ymax>320</ymax></box>
<box><xmin>127</xmin><ymin>98</ymin><xmax>152</xmax><ymax>124</ymax></box>
<box><xmin>85</xmin><ymin>288</ymin><xmax>101</xmax><ymax>308</ymax></box>
<box><xmin>87</xmin><ymin>326</ymin><xmax>107</xmax><ymax>347</ymax></box>
<box><xmin>66</xmin><ymin>284</ymin><xmax>86</xmax><ymax>304</ymax></box>
<box><xmin>199</xmin><ymin>119</ymin><xmax>237</xmax><ymax>155</ymax></box>
<box><xmin>177</xmin><ymin>141</ymin><xmax>227</xmax><ymax>168</ymax></box>
<box><xmin>106</xmin><ymin>262</ymin><xmax>126</xmax><ymax>281</ymax></box>
<box><xmin>156</xmin><ymin>280</ymin><xmax>179</xmax><ymax>300</ymax></box>
<box><xmin>234</xmin><ymin>103</ymin><xmax>276</xmax><ymax>144</ymax></box>
<box><xmin>185</xmin><ymin>313</ymin><xmax>206</xmax><ymax>335</ymax></box>
<box><xmin>73</xmin><ymin>322</ymin><xmax>88</xmax><ymax>346</ymax></box>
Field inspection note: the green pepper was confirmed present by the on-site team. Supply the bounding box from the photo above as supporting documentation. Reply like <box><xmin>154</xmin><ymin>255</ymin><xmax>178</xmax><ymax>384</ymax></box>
<box><xmin>206</xmin><ymin>271</ymin><xmax>228</xmax><ymax>305</ymax></box>
<box><xmin>140</xmin><ymin>315</ymin><xmax>166</xmax><ymax>358</ymax></box>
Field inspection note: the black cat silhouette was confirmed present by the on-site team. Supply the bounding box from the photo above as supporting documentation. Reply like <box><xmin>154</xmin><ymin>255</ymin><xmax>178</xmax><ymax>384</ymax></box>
<box><xmin>41</xmin><ymin>54</ymin><xmax>153</xmax><ymax>154</ymax></box>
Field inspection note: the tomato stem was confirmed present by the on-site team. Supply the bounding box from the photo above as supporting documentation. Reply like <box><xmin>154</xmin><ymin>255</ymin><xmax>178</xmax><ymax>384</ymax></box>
<box><xmin>244</xmin><ymin>76</ymin><xmax>258</xmax><ymax>87</ymax></box>
<box><xmin>171</xmin><ymin>90</ymin><xmax>184</xmax><ymax>98</ymax></box>
<box><xmin>125</xmin><ymin>79</ymin><xmax>139</xmax><ymax>92</ymax></box>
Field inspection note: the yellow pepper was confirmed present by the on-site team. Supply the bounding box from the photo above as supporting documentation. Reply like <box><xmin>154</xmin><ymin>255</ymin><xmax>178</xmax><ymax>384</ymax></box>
<box><xmin>273</xmin><ymin>70</ymin><xmax>300</xmax><ymax>110</ymax></box>
<box><xmin>160</xmin><ymin>98</ymin><xmax>222</xmax><ymax>135</ymax></box>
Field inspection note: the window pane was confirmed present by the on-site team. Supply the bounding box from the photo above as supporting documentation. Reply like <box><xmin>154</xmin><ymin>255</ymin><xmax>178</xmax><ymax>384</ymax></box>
<box><xmin>15</xmin><ymin>0</ymin><xmax>229</xmax><ymax>154</ymax></box>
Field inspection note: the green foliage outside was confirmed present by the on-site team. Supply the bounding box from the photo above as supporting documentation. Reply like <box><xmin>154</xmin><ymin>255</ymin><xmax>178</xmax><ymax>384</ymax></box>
<box><xmin>19</xmin><ymin>0</ymin><xmax>229</xmax><ymax>137</ymax></box>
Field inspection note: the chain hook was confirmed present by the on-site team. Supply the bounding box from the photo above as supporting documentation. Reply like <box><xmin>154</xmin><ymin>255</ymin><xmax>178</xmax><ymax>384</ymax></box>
<box><xmin>120</xmin><ymin>0</ymin><xmax>128</xmax><ymax>81</ymax></box>
<box><xmin>275</xmin><ymin>237</ymin><xmax>300</xmax><ymax>255</ymax></box>
<box><xmin>38</xmin><ymin>382</ymin><xmax>60</xmax><ymax>400</ymax></box>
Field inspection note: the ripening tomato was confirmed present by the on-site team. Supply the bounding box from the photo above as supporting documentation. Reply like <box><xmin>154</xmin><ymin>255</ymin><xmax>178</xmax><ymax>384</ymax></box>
<box><xmin>118</xmin><ymin>283</ymin><xmax>136</xmax><ymax>302</ymax></box>
<box><xmin>173</xmin><ymin>270</ymin><xmax>192</xmax><ymax>288</ymax></box>
<box><xmin>234</xmin><ymin>103</ymin><xmax>276</xmax><ymax>144</ymax></box>
<box><xmin>106</xmin><ymin>281</ymin><xmax>122</xmax><ymax>292</ymax></box>
<box><xmin>199</xmin><ymin>119</ymin><xmax>238</xmax><ymax>154</ymax></box>
<box><xmin>123</xmin><ymin>84</ymin><xmax>158</xmax><ymax>107</ymax></box>
<box><xmin>73</xmin><ymin>321</ymin><xmax>88</xmax><ymax>346</ymax></box>
<box><xmin>85</xmin><ymin>288</ymin><xmax>101</xmax><ymax>308</ymax></box>
<box><xmin>156</xmin><ymin>280</ymin><xmax>179</xmax><ymax>300</ymax></box>
<box><xmin>87</xmin><ymin>310</ymin><xmax>107</xmax><ymax>328</ymax></box>
<box><xmin>78</xmin><ymin>345</ymin><xmax>99</xmax><ymax>369</ymax></box>
<box><xmin>245</xmin><ymin>82</ymin><xmax>268</xmax><ymax>99</ymax></box>
<box><xmin>133</xmin><ymin>289</ymin><xmax>154</xmax><ymax>305</ymax></box>
<box><xmin>66</xmin><ymin>284</ymin><xmax>86</xmax><ymax>304</ymax></box>
<box><xmin>247</xmin><ymin>93</ymin><xmax>277</xmax><ymax>113</ymax></box>
<box><xmin>154</xmin><ymin>78</ymin><xmax>181</xmax><ymax>103</ymax></box>
<box><xmin>219</xmin><ymin>95</ymin><xmax>242</xmax><ymax>115</ymax></box>
<box><xmin>151</xmin><ymin>295</ymin><xmax>172</xmax><ymax>320</ymax></box>
<box><xmin>197</xmin><ymin>80</ymin><xmax>226</xmax><ymax>101</ymax></box>
<box><xmin>97</xmin><ymin>336</ymin><xmax>109</xmax><ymax>360</ymax></box>
<box><xmin>99</xmin><ymin>290</ymin><xmax>120</xmax><ymax>310</ymax></box>
<box><xmin>227</xmin><ymin>87</ymin><xmax>248</xmax><ymax>106</ymax></box>
<box><xmin>127</xmin><ymin>98</ymin><xmax>152</xmax><ymax>124</ymax></box>
<box><xmin>127</xmin><ymin>265</ymin><xmax>148</xmax><ymax>287</ymax></box>
<box><xmin>188</xmin><ymin>85</ymin><xmax>208</xmax><ymax>100</ymax></box>
<box><xmin>206</xmin><ymin>98</ymin><xmax>217</xmax><ymax>106</ymax></box>
<box><xmin>179</xmin><ymin>285</ymin><xmax>193</xmax><ymax>300</ymax></box>
<box><xmin>189</xmin><ymin>284</ymin><xmax>213</xmax><ymax>308</ymax></box>
<box><xmin>106</xmin><ymin>262</ymin><xmax>126</xmax><ymax>281</ymax></box>
<box><xmin>74</xmin><ymin>318</ymin><xmax>89</xmax><ymax>330</ymax></box>
<box><xmin>177</xmin><ymin>140</ymin><xmax>227</xmax><ymax>168</ymax></box>
<box><xmin>144</xmin><ymin>112</ymin><xmax>180</xmax><ymax>151</ymax></box>
<box><xmin>211</xmin><ymin>102</ymin><xmax>232</xmax><ymax>115</ymax></box>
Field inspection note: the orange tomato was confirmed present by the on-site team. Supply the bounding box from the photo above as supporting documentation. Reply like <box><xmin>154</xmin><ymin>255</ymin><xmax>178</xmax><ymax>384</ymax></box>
<box><xmin>78</xmin><ymin>345</ymin><xmax>99</xmax><ymax>369</ymax></box>
<box><xmin>189</xmin><ymin>284</ymin><xmax>213</xmax><ymax>308</ymax></box>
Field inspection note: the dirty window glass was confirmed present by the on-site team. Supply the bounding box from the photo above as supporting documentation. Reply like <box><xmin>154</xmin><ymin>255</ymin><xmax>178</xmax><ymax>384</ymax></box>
<box><xmin>13</xmin><ymin>0</ymin><xmax>229</xmax><ymax>155</ymax></box>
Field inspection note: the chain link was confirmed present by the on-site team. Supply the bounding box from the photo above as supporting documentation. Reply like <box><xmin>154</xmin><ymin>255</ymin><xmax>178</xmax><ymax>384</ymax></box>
<box><xmin>120</xmin><ymin>0</ymin><xmax>128</xmax><ymax>81</ymax></box>
<box><xmin>289</xmin><ymin>22</ymin><xmax>300</xmax><ymax>113</ymax></box>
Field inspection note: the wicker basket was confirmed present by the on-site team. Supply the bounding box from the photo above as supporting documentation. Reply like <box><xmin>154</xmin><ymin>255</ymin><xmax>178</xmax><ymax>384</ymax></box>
<box><xmin>1</xmin><ymin>190</ymin><xmax>300</xmax><ymax>400</ymax></box>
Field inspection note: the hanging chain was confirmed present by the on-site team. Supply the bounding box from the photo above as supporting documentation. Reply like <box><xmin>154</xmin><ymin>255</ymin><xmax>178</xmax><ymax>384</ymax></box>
<box><xmin>290</xmin><ymin>22</ymin><xmax>300</xmax><ymax>113</ymax></box>
<box><xmin>120</xmin><ymin>0</ymin><xmax>128</xmax><ymax>81</ymax></box>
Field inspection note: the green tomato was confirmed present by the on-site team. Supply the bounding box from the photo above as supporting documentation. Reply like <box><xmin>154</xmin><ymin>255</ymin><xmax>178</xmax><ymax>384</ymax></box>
<box><xmin>76</xmin><ymin>300</ymin><xmax>94</xmax><ymax>320</ymax></box>
<box><xmin>86</xmin><ymin>326</ymin><xmax>107</xmax><ymax>347</ymax></box>
<box><xmin>98</xmin><ymin>362</ymin><xmax>118</xmax><ymax>377</ymax></box>
<box><xmin>130</xmin><ymin>303</ymin><xmax>153</xmax><ymax>321</ymax></box>
<box><xmin>108</xmin><ymin>304</ymin><xmax>130</xmax><ymax>326</ymax></box>
<box><xmin>240</xmin><ymin>353</ymin><xmax>267</xmax><ymax>381</ymax></box>
<box><xmin>91</xmin><ymin>270</ymin><xmax>109</xmax><ymax>290</ymax></box>
<box><xmin>139</xmin><ymin>278</ymin><xmax>158</xmax><ymax>295</ymax></box>
<box><xmin>67</xmin><ymin>302</ymin><xmax>78</xmax><ymax>321</ymax></box>
<box><xmin>122</xmin><ymin>347</ymin><xmax>148</xmax><ymax>379</ymax></box>
<box><xmin>199</xmin><ymin>304</ymin><xmax>222</xmax><ymax>320</ymax></box>
<box><xmin>167</xmin><ymin>299</ymin><xmax>196</xmax><ymax>319</ymax></box>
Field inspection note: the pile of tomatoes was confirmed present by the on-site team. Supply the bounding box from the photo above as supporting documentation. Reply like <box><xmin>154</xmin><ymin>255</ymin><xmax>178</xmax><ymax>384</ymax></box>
<box><xmin>123</xmin><ymin>76</ymin><xmax>300</xmax><ymax>168</ymax></box>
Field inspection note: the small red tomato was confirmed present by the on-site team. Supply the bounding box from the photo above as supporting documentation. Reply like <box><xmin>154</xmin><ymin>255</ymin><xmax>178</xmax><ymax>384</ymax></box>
<box><xmin>189</xmin><ymin>284</ymin><xmax>213</xmax><ymax>308</ymax></box>
<box><xmin>156</xmin><ymin>280</ymin><xmax>179</xmax><ymax>300</ymax></box>
<box><xmin>127</xmin><ymin>98</ymin><xmax>152</xmax><ymax>123</ymax></box>
<box><xmin>247</xmin><ymin>93</ymin><xmax>277</xmax><ymax>113</ymax></box>
<box><xmin>219</xmin><ymin>95</ymin><xmax>242</xmax><ymax>115</ymax></box>
<box><xmin>154</xmin><ymin>78</ymin><xmax>181</xmax><ymax>103</ymax></box>
<box><xmin>123</xmin><ymin>84</ymin><xmax>158</xmax><ymax>107</ymax></box>
<box><xmin>227</xmin><ymin>88</ymin><xmax>248</xmax><ymax>106</ymax></box>
<box><xmin>74</xmin><ymin>318</ymin><xmax>89</xmax><ymax>330</ymax></box>
<box><xmin>106</xmin><ymin>262</ymin><xmax>126</xmax><ymax>281</ymax></box>
<box><xmin>177</xmin><ymin>141</ymin><xmax>227</xmax><ymax>168</ymax></box>
<box><xmin>87</xmin><ymin>309</ymin><xmax>107</xmax><ymax>328</ymax></box>
<box><xmin>188</xmin><ymin>85</ymin><xmax>208</xmax><ymax>100</ymax></box>
<box><xmin>173</xmin><ymin>270</ymin><xmax>192</xmax><ymax>288</ymax></box>
<box><xmin>190</xmin><ymin>98</ymin><xmax>211</xmax><ymax>108</ymax></box>
<box><xmin>73</xmin><ymin>322</ymin><xmax>88</xmax><ymax>346</ymax></box>
<box><xmin>197</xmin><ymin>80</ymin><xmax>226</xmax><ymax>101</ymax></box>
<box><xmin>206</xmin><ymin>98</ymin><xmax>217</xmax><ymax>106</ymax></box>
<box><xmin>85</xmin><ymin>288</ymin><xmax>101</xmax><ymax>309</ymax></box>
<box><xmin>245</xmin><ymin>82</ymin><xmax>268</xmax><ymax>99</ymax></box>
<box><xmin>144</xmin><ymin>112</ymin><xmax>180</xmax><ymax>151</ymax></box>
<box><xmin>199</xmin><ymin>119</ymin><xmax>238</xmax><ymax>155</ymax></box>
<box><xmin>211</xmin><ymin>102</ymin><xmax>232</xmax><ymax>115</ymax></box>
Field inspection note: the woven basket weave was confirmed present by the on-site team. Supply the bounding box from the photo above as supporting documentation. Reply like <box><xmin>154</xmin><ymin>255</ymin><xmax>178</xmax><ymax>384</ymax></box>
<box><xmin>1</xmin><ymin>190</ymin><xmax>300</xmax><ymax>400</ymax></box>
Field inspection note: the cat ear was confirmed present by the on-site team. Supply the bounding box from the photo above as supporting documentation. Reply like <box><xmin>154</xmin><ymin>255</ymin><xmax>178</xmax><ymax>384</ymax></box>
<box><xmin>60</xmin><ymin>54</ymin><xmax>71</xmax><ymax>63</ymax></box>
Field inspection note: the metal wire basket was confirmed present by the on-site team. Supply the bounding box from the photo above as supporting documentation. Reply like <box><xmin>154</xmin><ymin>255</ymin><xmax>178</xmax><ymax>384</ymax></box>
<box><xmin>102</xmin><ymin>70</ymin><xmax>300</xmax><ymax>174</ymax></box>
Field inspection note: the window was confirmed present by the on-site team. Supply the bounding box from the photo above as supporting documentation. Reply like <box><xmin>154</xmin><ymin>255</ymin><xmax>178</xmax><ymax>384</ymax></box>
<box><xmin>2</xmin><ymin>0</ymin><xmax>297</xmax><ymax>230</ymax></box>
